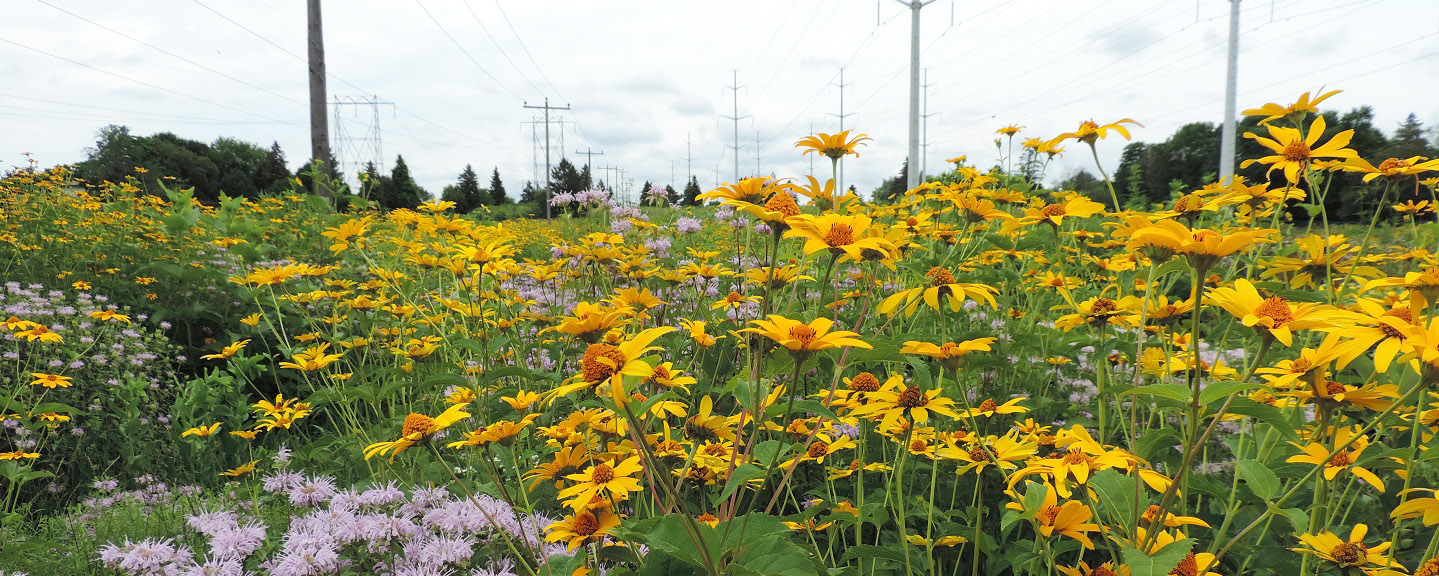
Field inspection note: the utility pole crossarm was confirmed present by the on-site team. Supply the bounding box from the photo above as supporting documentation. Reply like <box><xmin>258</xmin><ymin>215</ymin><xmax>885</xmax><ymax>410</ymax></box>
<box><xmin>523</xmin><ymin>98</ymin><xmax>572</xmax><ymax>220</ymax></box>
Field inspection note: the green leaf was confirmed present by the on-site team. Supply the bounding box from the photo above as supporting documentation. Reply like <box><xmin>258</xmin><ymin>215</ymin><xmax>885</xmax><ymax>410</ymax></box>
<box><xmin>1089</xmin><ymin>469</ymin><xmax>1140</xmax><ymax>530</ymax></box>
<box><xmin>1122</xmin><ymin>539</ymin><xmax>1193</xmax><ymax>576</ymax></box>
<box><xmin>1227</xmin><ymin>398</ymin><xmax>1299</xmax><ymax>440</ymax></box>
<box><xmin>839</xmin><ymin>544</ymin><xmax>908</xmax><ymax>566</ymax></box>
<box><xmin>1135</xmin><ymin>429</ymin><xmax>1182</xmax><ymax>463</ymax></box>
<box><xmin>1119</xmin><ymin>383</ymin><xmax>1191</xmax><ymax>404</ymax></box>
<box><xmin>905</xmin><ymin>357</ymin><xmax>934</xmax><ymax>391</ymax></box>
<box><xmin>1199</xmin><ymin>380</ymin><xmax>1263</xmax><ymax>406</ymax></box>
<box><xmin>714</xmin><ymin>463</ymin><xmax>769</xmax><ymax>504</ymax></box>
<box><xmin>1279</xmin><ymin>507</ymin><xmax>1309</xmax><ymax>532</ymax></box>
<box><xmin>984</xmin><ymin>234</ymin><xmax>1015</xmax><ymax>251</ymax></box>
<box><xmin>1236</xmin><ymin>459</ymin><xmax>1280</xmax><ymax>501</ymax></box>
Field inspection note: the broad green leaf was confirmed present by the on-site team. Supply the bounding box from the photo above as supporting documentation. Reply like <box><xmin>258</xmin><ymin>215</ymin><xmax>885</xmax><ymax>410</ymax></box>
<box><xmin>1199</xmin><ymin>380</ymin><xmax>1263</xmax><ymax>406</ymax></box>
<box><xmin>1236</xmin><ymin>459</ymin><xmax>1280</xmax><ymax>501</ymax></box>
<box><xmin>1122</xmin><ymin>539</ymin><xmax>1193</xmax><ymax>576</ymax></box>
<box><xmin>1120</xmin><ymin>383</ymin><xmax>1190</xmax><ymax>404</ymax></box>
<box><xmin>1227</xmin><ymin>398</ymin><xmax>1299</xmax><ymax>440</ymax></box>
<box><xmin>714</xmin><ymin>463</ymin><xmax>768</xmax><ymax>504</ymax></box>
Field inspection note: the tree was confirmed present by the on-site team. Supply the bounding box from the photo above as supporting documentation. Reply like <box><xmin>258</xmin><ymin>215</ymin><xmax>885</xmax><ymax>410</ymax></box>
<box><xmin>442</xmin><ymin>164</ymin><xmax>484</xmax><ymax>213</ymax></box>
<box><xmin>872</xmin><ymin>160</ymin><xmax>908</xmax><ymax>204</ymax></box>
<box><xmin>210</xmin><ymin>137</ymin><xmax>270</xmax><ymax>199</ymax></box>
<box><xmin>580</xmin><ymin>164</ymin><xmax>594</xmax><ymax>191</ymax></box>
<box><xmin>374</xmin><ymin>154</ymin><xmax>423</xmax><ymax>210</ymax></box>
<box><xmin>520</xmin><ymin>181</ymin><xmax>545</xmax><ymax>205</ymax></box>
<box><xmin>256</xmin><ymin>142</ymin><xmax>292</xmax><ymax>194</ymax></box>
<box><xmin>551</xmin><ymin>158</ymin><xmax>585</xmax><ymax>195</ymax></box>
<box><xmin>683</xmin><ymin>176</ymin><xmax>702</xmax><ymax>206</ymax></box>
<box><xmin>665</xmin><ymin>184</ymin><xmax>680</xmax><ymax>206</ymax></box>
<box><xmin>489</xmin><ymin>168</ymin><xmax>509</xmax><ymax>204</ymax></box>
<box><xmin>1057</xmin><ymin>168</ymin><xmax>1107</xmax><ymax>199</ymax></box>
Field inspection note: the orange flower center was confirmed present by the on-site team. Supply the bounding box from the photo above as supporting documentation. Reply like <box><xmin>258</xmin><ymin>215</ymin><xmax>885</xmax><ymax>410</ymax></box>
<box><xmin>703</xmin><ymin>443</ymin><xmax>729</xmax><ymax>456</ymax></box>
<box><xmin>977</xmin><ymin>399</ymin><xmax>998</xmax><ymax>413</ymax></box>
<box><xmin>968</xmin><ymin>444</ymin><xmax>991</xmax><ymax>462</ymax></box>
<box><xmin>581</xmin><ymin>343</ymin><xmax>626</xmax><ymax>383</ymax></box>
<box><xmin>1324</xmin><ymin>381</ymin><xmax>1347</xmax><ymax>397</ymax></box>
<box><xmin>1170</xmin><ymin>553</ymin><xmax>1199</xmax><ymax>576</ymax></box>
<box><xmin>938</xmin><ymin>342</ymin><xmax>963</xmax><ymax>357</ymax></box>
<box><xmin>896</xmin><ymin>386</ymin><xmax>927</xmax><ymax>409</ymax></box>
<box><xmin>1378</xmin><ymin>158</ymin><xmax>1411</xmax><ymax>172</ymax></box>
<box><xmin>927</xmin><ymin>267</ymin><xmax>957</xmax><ymax>286</ymax></box>
<box><xmin>1093</xmin><ymin>567</ymin><xmax>1119</xmax><ymax>576</ymax></box>
<box><xmin>1329</xmin><ymin>541</ymin><xmax>1367</xmax><ymax>567</ymax></box>
<box><xmin>652</xmin><ymin>364</ymin><xmax>673</xmax><ymax>381</ymax></box>
<box><xmin>572</xmin><ymin>511</ymin><xmax>600</xmax><ymax>536</ymax></box>
<box><xmin>697</xmin><ymin>512</ymin><xmax>719</xmax><ymax>524</ymax></box>
<box><xmin>724</xmin><ymin>291</ymin><xmax>744</xmax><ymax>303</ymax></box>
<box><xmin>849</xmin><ymin>372</ymin><xmax>881</xmax><ymax>392</ymax></box>
<box><xmin>764</xmin><ymin>193</ymin><xmax>801</xmax><ymax>218</ymax></box>
<box><xmin>1061</xmin><ymin>447</ymin><xmax>1095</xmax><ymax>466</ymax></box>
<box><xmin>824</xmin><ymin>223</ymin><xmax>855</xmax><ymax>247</ymax></box>
<box><xmin>1415</xmin><ymin>558</ymin><xmax>1439</xmax><ymax>576</ymax></box>
<box><xmin>1282</xmin><ymin>139</ymin><xmax>1313</xmax><ymax>162</ymax></box>
<box><xmin>1039</xmin><ymin>204</ymin><xmax>1067</xmax><ymax>219</ymax></box>
<box><xmin>1038</xmin><ymin>505</ymin><xmax>1062</xmax><ymax>524</ymax></box>
<box><xmin>1173</xmin><ymin>194</ymin><xmax>1203</xmax><ymax>213</ymax></box>
<box><xmin>1254</xmin><ymin>296</ymin><xmax>1294</xmax><ymax>327</ymax></box>
<box><xmin>1381</xmin><ymin>307</ymin><xmax>1413</xmax><ymax>339</ymax></box>
<box><xmin>1328</xmin><ymin>450</ymin><xmax>1355</xmax><ymax>467</ymax></box>
<box><xmin>789</xmin><ymin>324</ymin><xmax>818</xmax><ymax>347</ymax></box>
<box><xmin>402</xmin><ymin>413</ymin><xmax>435</xmax><ymax>438</ymax></box>
<box><xmin>591</xmin><ymin>462</ymin><xmax>615</xmax><ymax>484</ymax></box>
<box><xmin>807</xmin><ymin>441</ymin><xmax>830</xmax><ymax>458</ymax></box>
<box><xmin>909</xmin><ymin>438</ymin><xmax>928</xmax><ymax>452</ymax></box>
<box><xmin>1091</xmin><ymin>298</ymin><xmax>1118</xmax><ymax>314</ymax></box>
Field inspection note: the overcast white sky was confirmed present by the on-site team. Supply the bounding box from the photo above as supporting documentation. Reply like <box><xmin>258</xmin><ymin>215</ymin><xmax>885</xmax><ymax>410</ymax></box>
<box><xmin>4</xmin><ymin>0</ymin><xmax>1439</xmax><ymax>200</ymax></box>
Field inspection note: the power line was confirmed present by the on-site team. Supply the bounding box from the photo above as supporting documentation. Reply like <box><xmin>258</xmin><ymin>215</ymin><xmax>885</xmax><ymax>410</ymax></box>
<box><xmin>32</xmin><ymin>0</ymin><xmax>307</xmax><ymax>108</ymax></box>
<box><xmin>413</xmin><ymin>0</ymin><xmax>523</xmax><ymax>100</ymax></box>
<box><xmin>0</xmin><ymin>36</ymin><xmax>298</xmax><ymax>126</ymax></box>
<box><xmin>461</xmin><ymin>0</ymin><xmax>547</xmax><ymax>97</ymax></box>
<box><xmin>488</xmin><ymin>0</ymin><xmax>595</xmax><ymax>148</ymax></box>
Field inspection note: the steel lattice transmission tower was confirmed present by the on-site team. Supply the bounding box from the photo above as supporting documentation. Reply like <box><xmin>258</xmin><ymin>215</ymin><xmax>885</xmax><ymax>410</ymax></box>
<box><xmin>331</xmin><ymin>95</ymin><xmax>393</xmax><ymax>188</ymax></box>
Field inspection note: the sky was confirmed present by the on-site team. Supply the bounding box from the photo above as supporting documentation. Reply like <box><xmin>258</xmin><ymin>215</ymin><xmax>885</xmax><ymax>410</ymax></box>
<box><xmin>4</xmin><ymin>0</ymin><xmax>1439</xmax><ymax>202</ymax></box>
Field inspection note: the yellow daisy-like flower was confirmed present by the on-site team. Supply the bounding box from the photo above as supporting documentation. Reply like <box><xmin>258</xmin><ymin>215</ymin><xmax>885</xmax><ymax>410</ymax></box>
<box><xmin>1207</xmin><ymin>278</ymin><xmax>1347</xmax><ymax>346</ymax></box>
<box><xmin>557</xmin><ymin>455</ymin><xmax>644</xmax><ymax>511</ymax></box>
<box><xmin>1243</xmin><ymin>88</ymin><xmax>1341</xmax><ymax>125</ymax></box>
<box><xmin>201</xmin><ymin>339</ymin><xmax>250</xmax><ymax>361</ymax></box>
<box><xmin>783</xmin><ymin>213</ymin><xmax>897</xmax><ymax>261</ymax></box>
<box><xmin>794</xmin><ymin>130</ymin><xmax>872</xmax><ymax>160</ymax></box>
<box><xmin>220</xmin><ymin>459</ymin><xmax>259</xmax><ymax>477</ymax></box>
<box><xmin>278</xmin><ymin>343</ymin><xmax>345</xmax><ymax>371</ymax></box>
<box><xmin>738</xmin><ymin>315</ymin><xmax>872</xmax><ymax>356</ymax></box>
<box><xmin>852</xmin><ymin>385</ymin><xmax>961</xmax><ymax>429</ymax></box>
<box><xmin>1286</xmin><ymin>426</ymin><xmax>1384</xmax><ymax>491</ymax></box>
<box><xmin>363</xmin><ymin>404</ymin><xmax>471</xmax><ymax>462</ymax></box>
<box><xmin>29</xmin><ymin>373</ymin><xmax>72</xmax><ymax>388</ymax></box>
<box><xmin>1291</xmin><ymin>524</ymin><xmax>1399</xmax><ymax>574</ymax></box>
<box><xmin>1242</xmin><ymin>114</ymin><xmax>1358</xmax><ymax>184</ymax></box>
<box><xmin>182</xmin><ymin>422</ymin><xmax>222</xmax><ymax>438</ymax></box>
<box><xmin>545</xmin><ymin>507</ymin><xmax>622</xmax><ymax>551</ymax></box>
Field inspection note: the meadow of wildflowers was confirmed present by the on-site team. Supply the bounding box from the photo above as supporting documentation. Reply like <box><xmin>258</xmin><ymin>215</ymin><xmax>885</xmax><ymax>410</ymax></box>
<box><xmin>2</xmin><ymin>90</ymin><xmax>1439</xmax><ymax>576</ymax></box>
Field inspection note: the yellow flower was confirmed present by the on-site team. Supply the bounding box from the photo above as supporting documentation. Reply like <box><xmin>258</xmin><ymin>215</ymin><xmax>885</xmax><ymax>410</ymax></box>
<box><xmin>1006</xmin><ymin>196</ymin><xmax>1106</xmax><ymax>232</ymax></box>
<box><xmin>1243</xmin><ymin>88</ymin><xmax>1341</xmax><ymax>125</ymax></box>
<box><xmin>1024</xmin><ymin>484</ymin><xmax>1101</xmax><ymax>549</ymax></box>
<box><xmin>201</xmin><ymin>339</ymin><xmax>250</xmax><ymax>361</ymax></box>
<box><xmin>1342</xmin><ymin>155</ymin><xmax>1439</xmax><ymax>183</ymax></box>
<box><xmin>1207</xmin><ymin>279</ymin><xmax>1347</xmax><ymax>346</ymax></box>
<box><xmin>501</xmin><ymin>390</ymin><xmax>541</xmax><ymax>411</ymax></box>
<box><xmin>1048</xmin><ymin>118</ymin><xmax>1142</xmax><ymax>146</ymax></box>
<box><xmin>1242</xmin><ymin>114</ymin><xmax>1358</xmax><ymax>184</ymax></box>
<box><xmin>1286</xmin><ymin>425</ymin><xmax>1384</xmax><ymax>491</ymax></box>
<box><xmin>901</xmin><ymin>338</ymin><xmax>997</xmax><ymax>370</ymax></box>
<box><xmin>967</xmin><ymin>397</ymin><xmax>1027</xmax><ymax>418</ymax></box>
<box><xmin>278</xmin><ymin>343</ymin><xmax>345</xmax><ymax>371</ymax></box>
<box><xmin>182</xmin><ymin>422</ymin><xmax>222</xmax><ymax>438</ymax></box>
<box><xmin>794</xmin><ymin>130</ymin><xmax>872</xmax><ymax>160</ymax></box>
<box><xmin>547</xmin><ymin>327</ymin><xmax>674</xmax><ymax>406</ymax></box>
<box><xmin>220</xmin><ymin>460</ymin><xmax>259</xmax><ymax>477</ymax></box>
<box><xmin>364</xmin><ymin>404</ymin><xmax>471</xmax><ymax>462</ymax></box>
<box><xmin>852</xmin><ymin>384</ymin><xmax>961</xmax><ymax>429</ymax></box>
<box><xmin>1392</xmin><ymin>488</ymin><xmax>1439</xmax><ymax>526</ymax></box>
<box><xmin>545</xmin><ymin>508</ymin><xmax>622</xmax><ymax>551</ymax></box>
<box><xmin>448</xmin><ymin>414</ymin><xmax>540</xmax><ymax>448</ymax></box>
<box><xmin>89</xmin><ymin>310</ymin><xmax>131</xmax><ymax>323</ymax></box>
<box><xmin>738</xmin><ymin>315</ymin><xmax>872</xmax><ymax>355</ymax></box>
<box><xmin>239</xmin><ymin>313</ymin><xmax>262</xmax><ymax>327</ymax></box>
<box><xmin>878</xmin><ymin>269</ymin><xmax>998</xmax><ymax>317</ymax></box>
<box><xmin>29</xmin><ymin>373</ymin><xmax>72</xmax><ymax>388</ymax></box>
<box><xmin>557</xmin><ymin>455</ymin><xmax>644</xmax><ymax>511</ymax></box>
<box><xmin>1292</xmin><ymin>524</ymin><xmax>1399</xmax><ymax>574</ymax></box>
<box><xmin>783</xmin><ymin>213</ymin><xmax>897</xmax><ymax>261</ymax></box>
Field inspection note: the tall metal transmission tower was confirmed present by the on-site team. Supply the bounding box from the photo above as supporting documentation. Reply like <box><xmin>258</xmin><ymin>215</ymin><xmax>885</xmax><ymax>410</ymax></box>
<box><xmin>331</xmin><ymin>95</ymin><xmax>393</xmax><ymax>188</ymax></box>
<box><xmin>828</xmin><ymin>67</ymin><xmax>855</xmax><ymax>192</ymax></box>
<box><xmin>523</xmin><ymin>97</ymin><xmax>572</xmax><ymax>219</ymax></box>
<box><xmin>721</xmin><ymin>70</ymin><xmax>749</xmax><ymax>183</ymax></box>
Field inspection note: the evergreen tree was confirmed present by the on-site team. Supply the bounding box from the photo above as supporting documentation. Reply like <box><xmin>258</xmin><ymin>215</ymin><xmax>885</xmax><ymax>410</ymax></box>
<box><xmin>489</xmin><ymin>168</ymin><xmax>509</xmax><ymax>204</ymax></box>
<box><xmin>376</xmin><ymin>155</ymin><xmax>423</xmax><ymax>210</ymax></box>
<box><xmin>551</xmin><ymin>159</ymin><xmax>585</xmax><ymax>195</ymax></box>
<box><xmin>442</xmin><ymin>164</ymin><xmax>484</xmax><ymax>213</ymax></box>
<box><xmin>520</xmin><ymin>181</ymin><xmax>545</xmax><ymax>205</ymax></box>
<box><xmin>256</xmin><ymin>141</ymin><xmax>291</xmax><ymax>194</ymax></box>
<box><xmin>683</xmin><ymin>177</ymin><xmax>702</xmax><ymax>206</ymax></box>
<box><xmin>580</xmin><ymin>164</ymin><xmax>594</xmax><ymax>191</ymax></box>
<box><xmin>665</xmin><ymin>184</ymin><xmax>680</xmax><ymax>206</ymax></box>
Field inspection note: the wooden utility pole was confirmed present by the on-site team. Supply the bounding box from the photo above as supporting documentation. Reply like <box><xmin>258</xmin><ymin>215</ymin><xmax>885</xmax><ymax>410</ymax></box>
<box><xmin>307</xmin><ymin>0</ymin><xmax>332</xmax><ymax>198</ymax></box>
<box><xmin>523</xmin><ymin>97</ymin><xmax>571</xmax><ymax>219</ymax></box>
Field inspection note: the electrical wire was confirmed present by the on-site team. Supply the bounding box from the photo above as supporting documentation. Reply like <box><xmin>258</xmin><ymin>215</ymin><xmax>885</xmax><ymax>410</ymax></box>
<box><xmin>413</xmin><ymin>0</ymin><xmax>523</xmax><ymax>101</ymax></box>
